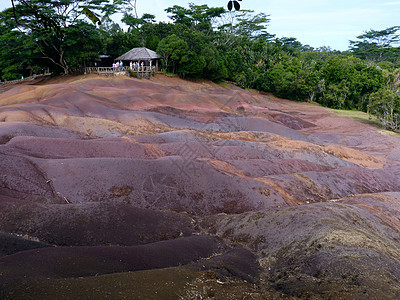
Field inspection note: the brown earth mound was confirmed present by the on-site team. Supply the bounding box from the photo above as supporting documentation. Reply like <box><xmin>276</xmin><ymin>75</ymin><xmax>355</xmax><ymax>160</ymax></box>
<box><xmin>1</xmin><ymin>74</ymin><xmax>400</xmax><ymax>298</ymax></box>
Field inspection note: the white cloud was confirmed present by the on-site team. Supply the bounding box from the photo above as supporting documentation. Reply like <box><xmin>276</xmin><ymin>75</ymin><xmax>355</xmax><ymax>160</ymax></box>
<box><xmin>383</xmin><ymin>1</ymin><xmax>400</xmax><ymax>5</ymax></box>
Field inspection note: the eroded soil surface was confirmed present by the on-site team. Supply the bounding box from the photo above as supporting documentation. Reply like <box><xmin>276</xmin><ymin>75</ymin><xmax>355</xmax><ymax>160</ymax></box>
<box><xmin>1</xmin><ymin>74</ymin><xmax>400</xmax><ymax>298</ymax></box>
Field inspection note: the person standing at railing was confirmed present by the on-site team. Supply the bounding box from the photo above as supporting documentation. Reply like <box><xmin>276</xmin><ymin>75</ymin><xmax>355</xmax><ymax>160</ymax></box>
<box><xmin>119</xmin><ymin>60</ymin><xmax>123</xmax><ymax>71</ymax></box>
<box><xmin>130</xmin><ymin>61</ymin><xmax>133</xmax><ymax>70</ymax></box>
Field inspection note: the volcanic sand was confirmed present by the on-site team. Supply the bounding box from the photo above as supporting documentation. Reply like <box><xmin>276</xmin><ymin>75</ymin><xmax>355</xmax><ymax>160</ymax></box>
<box><xmin>1</xmin><ymin>74</ymin><xmax>400</xmax><ymax>298</ymax></box>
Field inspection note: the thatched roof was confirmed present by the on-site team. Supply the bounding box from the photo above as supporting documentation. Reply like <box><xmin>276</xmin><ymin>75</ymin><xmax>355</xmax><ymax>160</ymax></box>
<box><xmin>116</xmin><ymin>47</ymin><xmax>162</xmax><ymax>61</ymax></box>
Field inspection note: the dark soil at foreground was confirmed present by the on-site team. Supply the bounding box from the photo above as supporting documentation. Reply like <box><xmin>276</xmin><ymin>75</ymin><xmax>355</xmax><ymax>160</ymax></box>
<box><xmin>1</xmin><ymin>74</ymin><xmax>400</xmax><ymax>299</ymax></box>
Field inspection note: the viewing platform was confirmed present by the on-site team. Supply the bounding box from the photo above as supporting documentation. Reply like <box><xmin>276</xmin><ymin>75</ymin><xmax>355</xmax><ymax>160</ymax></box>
<box><xmin>84</xmin><ymin>66</ymin><xmax>159</xmax><ymax>78</ymax></box>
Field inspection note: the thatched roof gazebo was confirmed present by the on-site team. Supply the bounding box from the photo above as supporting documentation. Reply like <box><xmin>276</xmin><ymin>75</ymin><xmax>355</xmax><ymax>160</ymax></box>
<box><xmin>116</xmin><ymin>47</ymin><xmax>162</xmax><ymax>71</ymax></box>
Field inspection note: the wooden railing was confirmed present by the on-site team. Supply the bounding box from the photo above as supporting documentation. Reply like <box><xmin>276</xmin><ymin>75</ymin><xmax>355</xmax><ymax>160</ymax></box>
<box><xmin>0</xmin><ymin>66</ymin><xmax>159</xmax><ymax>85</ymax></box>
<box><xmin>0</xmin><ymin>73</ymin><xmax>51</xmax><ymax>85</ymax></box>
<box><xmin>84</xmin><ymin>66</ymin><xmax>158</xmax><ymax>75</ymax></box>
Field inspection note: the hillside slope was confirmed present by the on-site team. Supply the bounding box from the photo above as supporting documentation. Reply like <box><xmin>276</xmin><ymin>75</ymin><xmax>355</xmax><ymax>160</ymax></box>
<box><xmin>1</xmin><ymin>74</ymin><xmax>400</xmax><ymax>298</ymax></box>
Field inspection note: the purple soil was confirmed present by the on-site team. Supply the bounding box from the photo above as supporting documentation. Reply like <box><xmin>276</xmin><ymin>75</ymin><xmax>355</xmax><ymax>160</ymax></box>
<box><xmin>0</xmin><ymin>123</ymin><xmax>86</xmax><ymax>144</ymax></box>
<box><xmin>203</xmin><ymin>199</ymin><xmax>400</xmax><ymax>298</ymax></box>
<box><xmin>0</xmin><ymin>233</ymin><xmax>50</xmax><ymax>257</ymax></box>
<box><xmin>188</xmin><ymin>246</ymin><xmax>260</xmax><ymax>283</ymax></box>
<box><xmin>264</xmin><ymin>166</ymin><xmax>400</xmax><ymax>204</ymax></box>
<box><xmin>0</xmin><ymin>235</ymin><xmax>223</xmax><ymax>285</ymax></box>
<box><xmin>2</xmin><ymin>74</ymin><xmax>400</xmax><ymax>298</ymax></box>
<box><xmin>0</xmin><ymin>202</ymin><xmax>196</xmax><ymax>246</ymax></box>
<box><xmin>4</xmin><ymin>136</ymin><xmax>158</xmax><ymax>159</ymax></box>
<box><xmin>227</xmin><ymin>158</ymin><xmax>333</xmax><ymax>177</ymax></box>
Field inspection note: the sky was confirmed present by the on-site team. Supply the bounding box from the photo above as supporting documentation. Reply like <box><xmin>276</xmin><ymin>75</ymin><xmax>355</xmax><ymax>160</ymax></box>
<box><xmin>1</xmin><ymin>0</ymin><xmax>400</xmax><ymax>51</ymax></box>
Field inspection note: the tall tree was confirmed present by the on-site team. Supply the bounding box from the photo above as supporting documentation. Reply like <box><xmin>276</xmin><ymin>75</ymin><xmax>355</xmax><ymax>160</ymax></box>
<box><xmin>9</xmin><ymin>0</ymin><xmax>127</xmax><ymax>74</ymax></box>
<box><xmin>350</xmin><ymin>26</ymin><xmax>400</xmax><ymax>63</ymax></box>
<box><xmin>0</xmin><ymin>8</ymin><xmax>36</xmax><ymax>80</ymax></box>
<box><xmin>156</xmin><ymin>34</ymin><xmax>188</xmax><ymax>73</ymax></box>
<box><xmin>216</xmin><ymin>10</ymin><xmax>273</xmax><ymax>48</ymax></box>
<box><xmin>165</xmin><ymin>4</ymin><xmax>225</xmax><ymax>34</ymax></box>
<box><xmin>369</xmin><ymin>88</ymin><xmax>400</xmax><ymax>130</ymax></box>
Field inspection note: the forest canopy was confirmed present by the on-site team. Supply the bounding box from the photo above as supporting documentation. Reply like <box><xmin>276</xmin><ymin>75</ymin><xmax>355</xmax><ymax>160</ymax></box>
<box><xmin>2</xmin><ymin>0</ymin><xmax>400</xmax><ymax>130</ymax></box>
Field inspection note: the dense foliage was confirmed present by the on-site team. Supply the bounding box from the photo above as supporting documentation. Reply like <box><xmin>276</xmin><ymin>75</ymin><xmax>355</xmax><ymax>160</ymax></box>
<box><xmin>1</xmin><ymin>1</ymin><xmax>400</xmax><ymax>130</ymax></box>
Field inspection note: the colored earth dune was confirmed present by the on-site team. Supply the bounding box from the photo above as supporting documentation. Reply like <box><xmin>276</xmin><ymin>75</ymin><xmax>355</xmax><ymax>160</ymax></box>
<box><xmin>1</xmin><ymin>74</ymin><xmax>400</xmax><ymax>298</ymax></box>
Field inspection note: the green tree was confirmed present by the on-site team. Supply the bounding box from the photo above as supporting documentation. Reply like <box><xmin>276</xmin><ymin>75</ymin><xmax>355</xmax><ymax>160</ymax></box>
<box><xmin>9</xmin><ymin>0</ymin><xmax>127</xmax><ymax>74</ymax></box>
<box><xmin>369</xmin><ymin>89</ymin><xmax>400</xmax><ymax>130</ymax></box>
<box><xmin>98</xmin><ymin>19</ymin><xmax>140</xmax><ymax>58</ymax></box>
<box><xmin>350</xmin><ymin>26</ymin><xmax>400</xmax><ymax>63</ymax></box>
<box><xmin>235</xmin><ymin>11</ymin><xmax>272</xmax><ymax>40</ymax></box>
<box><xmin>156</xmin><ymin>34</ymin><xmax>188</xmax><ymax>73</ymax></box>
<box><xmin>216</xmin><ymin>10</ymin><xmax>273</xmax><ymax>47</ymax></box>
<box><xmin>165</xmin><ymin>4</ymin><xmax>225</xmax><ymax>34</ymax></box>
<box><xmin>0</xmin><ymin>8</ymin><xmax>37</xmax><ymax>80</ymax></box>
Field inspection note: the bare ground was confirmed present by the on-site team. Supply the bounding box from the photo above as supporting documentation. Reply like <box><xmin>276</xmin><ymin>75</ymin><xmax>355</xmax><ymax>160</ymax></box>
<box><xmin>1</xmin><ymin>74</ymin><xmax>400</xmax><ymax>298</ymax></box>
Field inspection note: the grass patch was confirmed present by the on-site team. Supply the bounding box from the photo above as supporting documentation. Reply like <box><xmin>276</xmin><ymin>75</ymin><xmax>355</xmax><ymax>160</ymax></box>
<box><xmin>378</xmin><ymin>128</ymin><xmax>400</xmax><ymax>136</ymax></box>
<box><xmin>161</xmin><ymin>71</ymin><xmax>179</xmax><ymax>77</ymax></box>
<box><xmin>332</xmin><ymin>109</ymin><xmax>400</xmax><ymax>136</ymax></box>
<box><xmin>332</xmin><ymin>109</ymin><xmax>379</xmax><ymax>126</ymax></box>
